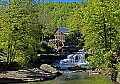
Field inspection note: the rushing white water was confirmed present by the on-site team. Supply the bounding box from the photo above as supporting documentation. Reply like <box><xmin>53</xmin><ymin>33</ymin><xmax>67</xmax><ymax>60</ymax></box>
<box><xmin>54</xmin><ymin>49</ymin><xmax>89</xmax><ymax>68</ymax></box>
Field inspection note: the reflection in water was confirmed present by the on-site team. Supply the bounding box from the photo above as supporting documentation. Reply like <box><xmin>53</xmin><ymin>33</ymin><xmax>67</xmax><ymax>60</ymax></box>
<box><xmin>22</xmin><ymin>72</ymin><xmax>118</xmax><ymax>84</ymax></box>
<box><xmin>41</xmin><ymin>72</ymin><xmax>87</xmax><ymax>84</ymax></box>
<box><xmin>61</xmin><ymin>72</ymin><xmax>86</xmax><ymax>80</ymax></box>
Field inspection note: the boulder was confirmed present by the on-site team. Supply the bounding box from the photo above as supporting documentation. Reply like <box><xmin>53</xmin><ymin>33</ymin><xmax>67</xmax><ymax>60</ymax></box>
<box><xmin>40</xmin><ymin>64</ymin><xmax>58</xmax><ymax>74</ymax></box>
<box><xmin>117</xmin><ymin>77</ymin><xmax>120</xmax><ymax>83</ymax></box>
<box><xmin>117</xmin><ymin>72</ymin><xmax>120</xmax><ymax>83</ymax></box>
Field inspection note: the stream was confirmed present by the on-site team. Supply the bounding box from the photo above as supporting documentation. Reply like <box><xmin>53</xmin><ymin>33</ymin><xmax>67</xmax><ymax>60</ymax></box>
<box><xmin>20</xmin><ymin>71</ymin><xmax>119</xmax><ymax>84</ymax></box>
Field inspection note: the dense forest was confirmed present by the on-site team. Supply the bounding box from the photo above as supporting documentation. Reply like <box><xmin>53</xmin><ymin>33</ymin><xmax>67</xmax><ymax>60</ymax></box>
<box><xmin>0</xmin><ymin>0</ymin><xmax>120</xmax><ymax>78</ymax></box>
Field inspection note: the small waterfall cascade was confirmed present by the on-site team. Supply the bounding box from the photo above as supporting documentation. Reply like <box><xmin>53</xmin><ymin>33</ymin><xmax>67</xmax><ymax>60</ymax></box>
<box><xmin>54</xmin><ymin>50</ymin><xmax>89</xmax><ymax>68</ymax></box>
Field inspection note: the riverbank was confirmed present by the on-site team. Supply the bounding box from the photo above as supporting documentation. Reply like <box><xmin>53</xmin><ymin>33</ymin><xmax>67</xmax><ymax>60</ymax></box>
<box><xmin>88</xmin><ymin>70</ymin><xmax>120</xmax><ymax>84</ymax></box>
<box><xmin>0</xmin><ymin>64</ymin><xmax>62</xmax><ymax>83</ymax></box>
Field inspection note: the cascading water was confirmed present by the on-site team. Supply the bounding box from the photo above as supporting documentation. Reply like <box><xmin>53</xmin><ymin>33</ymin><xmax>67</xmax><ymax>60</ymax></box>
<box><xmin>53</xmin><ymin>49</ymin><xmax>89</xmax><ymax>68</ymax></box>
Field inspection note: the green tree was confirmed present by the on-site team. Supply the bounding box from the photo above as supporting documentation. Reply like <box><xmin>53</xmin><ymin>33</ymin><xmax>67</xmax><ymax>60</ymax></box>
<box><xmin>65</xmin><ymin>29</ymin><xmax>84</xmax><ymax>46</ymax></box>
<box><xmin>82</xmin><ymin>0</ymin><xmax>120</xmax><ymax>76</ymax></box>
<box><xmin>0</xmin><ymin>0</ymin><xmax>43</xmax><ymax>66</ymax></box>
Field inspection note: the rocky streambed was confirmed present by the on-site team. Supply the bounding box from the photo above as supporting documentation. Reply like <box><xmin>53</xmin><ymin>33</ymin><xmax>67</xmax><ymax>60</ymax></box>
<box><xmin>0</xmin><ymin>64</ymin><xmax>62</xmax><ymax>84</ymax></box>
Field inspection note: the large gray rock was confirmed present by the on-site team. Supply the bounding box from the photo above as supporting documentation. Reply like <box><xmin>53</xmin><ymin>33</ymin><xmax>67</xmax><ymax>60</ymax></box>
<box><xmin>117</xmin><ymin>77</ymin><xmax>120</xmax><ymax>83</ymax></box>
<box><xmin>40</xmin><ymin>64</ymin><xmax>58</xmax><ymax>74</ymax></box>
<box><xmin>117</xmin><ymin>72</ymin><xmax>120</xmax><ymax>83</ymax></box>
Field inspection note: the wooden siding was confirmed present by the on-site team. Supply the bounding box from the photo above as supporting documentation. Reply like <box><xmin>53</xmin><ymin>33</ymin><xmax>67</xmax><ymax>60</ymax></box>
<box><xmin>55</xmin><ymin>29</ymin><xmax>65</xmax><ymax>42</ymax></box>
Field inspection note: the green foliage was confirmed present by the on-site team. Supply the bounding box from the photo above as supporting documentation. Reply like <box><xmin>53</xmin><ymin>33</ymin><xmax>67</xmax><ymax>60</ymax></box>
<box><xmin>83</xmin><ymin>0</ymin><xmax>120</xmax><ymax>71</ymax></box>
<box><xmin>116</xmin><ymin>62</ymin><xmax>120</xmax><ymax>71</ymax></box>
<box><xmin>0</xmin><ymin>0</ymin><xmax>119</xmax><ymax>70</ymax></box>
<box><xmin>0</xmin><ymin>0</ymin><xmax>43</xmax><ymax>66</ymax></box>
<box><xmin>40</xmin><ymin>41</ymin><xmax>54</xmax><ymax>53</ymax></box>
<box><xmin>65</xmin><ymin>29</ymin><xmax>84</xmax><ymax>46</ymax></box>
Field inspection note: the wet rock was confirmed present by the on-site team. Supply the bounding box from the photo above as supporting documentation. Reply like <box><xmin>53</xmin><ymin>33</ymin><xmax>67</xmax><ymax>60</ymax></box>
<box><xmin>40</xmin><ymin>64</ymin><xmax>58</xmax><ymax>74</ymax></box>
<box><xmin>0</xmin><ymin>68</ymin><xmax>61</xmax><ymax>83</ymax></box>
<box><xmin>0</xmin><ymin>78</ymin><xmax>26</xmax><ymax>83</ymax></box>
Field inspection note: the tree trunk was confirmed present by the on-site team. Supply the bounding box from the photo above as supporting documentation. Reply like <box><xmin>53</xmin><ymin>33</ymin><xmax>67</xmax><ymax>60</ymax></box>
<box><xmin>111</xmin><ymin>71</ymin><xmax>118</xmax><ymax>82</ymax></box>
<box><xmin>102</xmin><ymin>14</ymin><xmax>108</xmax><ymax>51</ymax></box>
